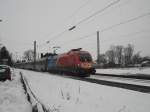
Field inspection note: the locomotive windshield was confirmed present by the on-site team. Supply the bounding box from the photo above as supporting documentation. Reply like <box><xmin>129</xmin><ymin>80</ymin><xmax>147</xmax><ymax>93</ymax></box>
<box><xmin>79</xmin><ymin>53</ymin><xmax>92</xmax><ymax>62</ymax></box>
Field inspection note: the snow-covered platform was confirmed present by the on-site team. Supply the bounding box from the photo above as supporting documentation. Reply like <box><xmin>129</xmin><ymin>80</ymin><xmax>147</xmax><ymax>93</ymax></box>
<box><xmin>19</xmin><ymin>69</ymin><xmax>150</xmax><ymax>112</ymax></box>
<box><xmin>0</xmin><ymin>69</ymin><xmax>32</xmax><ymax>112</ymax></box>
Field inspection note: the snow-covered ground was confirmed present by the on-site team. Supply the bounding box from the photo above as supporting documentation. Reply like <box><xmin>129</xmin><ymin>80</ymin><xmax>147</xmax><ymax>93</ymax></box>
<box><xmin>96</xmin><ymin>67</ymin><xmax>150</xmax><ymax>75</ymax></box>
<box><xmin>19</xmin><ymin>69</ymin><xmax>150</xmax><ymax>112</ymax></box>
<box><xmin>0</xmin><ymin>69</ymin><xmax>32</xmax><ymax>112</ymax></box>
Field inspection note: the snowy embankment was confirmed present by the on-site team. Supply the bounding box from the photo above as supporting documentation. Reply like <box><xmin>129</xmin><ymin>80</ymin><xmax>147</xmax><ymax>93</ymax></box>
<box><xmin>20</xmin><ymin>72</ymin><xmax>49</xmax><ymax>112</ymax></box>
<box><xmin>96</xmin><ymin>67</ymin><xmax>150</xmax><ymax>75</ymax></box>
<box><xmin>0</xmin><ymin>69</ymin><xmax>32</xmax><ymax>112</ymax></box>
<box><xmin>19</xmin><ymin>69</ymin><xmax>150</xmax><ymax>112</ymax></box>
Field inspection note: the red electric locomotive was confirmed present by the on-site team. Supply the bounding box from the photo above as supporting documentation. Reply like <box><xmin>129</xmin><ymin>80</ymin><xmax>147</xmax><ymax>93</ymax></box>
<box><xmin>14</xmin><ymin>48</ymin><xmax>95</xmax><ymax>77</ymax></box>
<box><xmin>56</xmin><ymin>48</ymin><xmax>95</xmax><ymax>76</ymax></box>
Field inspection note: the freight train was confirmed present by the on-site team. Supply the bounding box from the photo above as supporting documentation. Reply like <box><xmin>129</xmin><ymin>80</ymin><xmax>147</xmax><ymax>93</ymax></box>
<box><xmin>15</xmin><ymin>48</ymin><xmax>96</xmax><ymax>77</ymax></box>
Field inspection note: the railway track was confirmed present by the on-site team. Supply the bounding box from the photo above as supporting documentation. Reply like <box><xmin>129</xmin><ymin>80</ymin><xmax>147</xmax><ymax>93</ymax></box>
<box><xmin>19</xmin><ymin>69</ymin><xmax>150</xmax><ymax>93</ymax></box>
<box><xmin>95</xmin><ymin>73</ymin><xmax>150</xmax><ymax>80</ymax></box>
<box><xmin>62</xmin><ymin>73</ymin><xmax>150</xmax><ymax>93</ymax></box>
<box><xmin>92</xmin><ymin>73</ymin><xmax>150</xmax><ymax>86</ymax></box>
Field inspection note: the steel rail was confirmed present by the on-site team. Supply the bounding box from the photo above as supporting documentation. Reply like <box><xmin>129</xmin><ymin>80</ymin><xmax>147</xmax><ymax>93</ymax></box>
<box><xmin>94</xmin><ymin>73</ymin><xmax>150</xmax><ymax>80</ymax></box>
<box><xmin>60</xmin><ymin>74</ymin><xmax>150</xmax><ymax>93</ymax></box>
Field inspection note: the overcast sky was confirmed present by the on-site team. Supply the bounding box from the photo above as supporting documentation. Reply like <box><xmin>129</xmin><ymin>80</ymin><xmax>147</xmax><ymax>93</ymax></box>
<box><xmin>0</xmin><ymin>0</ymin><xmax>150</xmax><ymax>59</ymax></box>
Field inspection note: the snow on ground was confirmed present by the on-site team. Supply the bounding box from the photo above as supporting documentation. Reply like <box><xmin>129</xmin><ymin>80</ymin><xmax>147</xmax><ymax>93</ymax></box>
<box><xmin>96</xmin><ymin>67</ymin><xmax>150</xmax><ymax>75</ymax></box>
<box><xmin>0</xmin><ymin>68</ymin><xmax>32</xmax><ymax>112</ymax></box>
<box><xmin>19</xmin><ymin>69</ymin><xmax>150</xmax><ymax>112</ymax></box>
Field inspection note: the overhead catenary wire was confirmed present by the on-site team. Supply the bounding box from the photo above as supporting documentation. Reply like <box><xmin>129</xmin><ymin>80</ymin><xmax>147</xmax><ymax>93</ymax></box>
<box><xmin>69</xmin><ymin>28</ymin><xmax>150</xmax><ymax>50</ymax></box>
<box><xmin>37</xmin><ymin>29</ymin><xmax>68</xmax><ymax>49</ymax></box>
<box><xmin>45</xmin><ymin>0</ymin><xmax>92</xmax><ymax>41</ymax></box>
<box><xmin>48</xmin><ymin>29</ymin><xmax>68</xmax><ymax>41</ymax></box>
<box><xmin>73</xmin><ymin>0</ymin><xmax>121</xmax><ymax>27</ymax></box>
<box><xmin>65</xmin><ymin>0</ymin><xmax>91</xmax><ymax>22</ymax></box>
<box><xmin>60</xmin><ymin>12</ymin><xmax>150</xmax><ymax>47</ymax></box>
<box><xmin>60</xmin><ymin>31</ymin><xmax>96</xmax><ymax>46</ymax></box>
<box><xmin>77</xmin><ymin>12</ymin><xmax>150</xmax><ymax>41</ymax></box>
<box><xmin>40</xmin><ymin>0</ymin><xmax>122</xmax><ymax>48</ymax></box>
<box><xmin>38</xmin><ymin>1</ymin><xmax>150</xmax><ymax>51</ymax></box>
<box><xmin>101</xmin><ymin>12</ymin><xmax>150</xmax><ymax>32</ymax></box>
<box><xmin>37</xmin><ymin>0</ymin><xmax>92</xmax><ymax>48</ymax></box>
<box><xmin>113</xmin><ymin>29</ymin><xmax>150</xmax><ymax>38</ymax></box>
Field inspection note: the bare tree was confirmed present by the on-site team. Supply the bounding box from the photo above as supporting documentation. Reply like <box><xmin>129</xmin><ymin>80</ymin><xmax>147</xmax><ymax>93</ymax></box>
<box><xmin>115</xmin><ymin>45</ymin><xmax>123</xmax><ymax>65</ymax></box>
<box><xmin>105</xmin><ymin>46</ymin><xmax>116</xmax><ymax>64</ymax></box>
<box><xmin>132</xmin><ymin>52</ymin><xmax>141</xmax><ymax>64</ymax></box>
<box><xmin>99</xmin><ymin>54</ymin><xmax>107</xmax><ymax>64</ymax></box>
<box><xmin>123</xmin><ymin>44</ymin><xmax>134</xmax><ymax>66</ymax></box>
<box><xmin>23</xmin><ymin>49</ymin><xmax>34</xmax><ymax>61</ymax></box>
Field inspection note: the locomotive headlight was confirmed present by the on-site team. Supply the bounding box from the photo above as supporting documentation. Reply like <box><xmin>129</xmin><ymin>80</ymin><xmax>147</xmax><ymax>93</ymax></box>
<box><xmin>81</xmin><ymin>63</ymin><xmax>92</xmax><ymax>69</ymax></box>
<box><xmin>88</xmin><ymin>63</ymin><xmax>92</xmax><ymax>68</ymax></box>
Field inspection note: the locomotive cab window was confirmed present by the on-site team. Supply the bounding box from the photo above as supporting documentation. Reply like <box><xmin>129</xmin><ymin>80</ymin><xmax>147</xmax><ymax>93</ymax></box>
<box><xmin>79</xmin><ymin>53</ymin><xmax>92</xmax><ymax>62</ymax></box>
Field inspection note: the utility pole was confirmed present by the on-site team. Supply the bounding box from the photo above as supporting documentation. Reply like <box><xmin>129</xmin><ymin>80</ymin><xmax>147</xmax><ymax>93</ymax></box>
<box><xmin>97</xmin><ymin>31</ymin><xmax>100</xmax><ymax>64</ymax></box>
<box><xmin>34</xmin><ymin>40</ymin><xmax>36</xmax><ymax>69</ymax></box>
